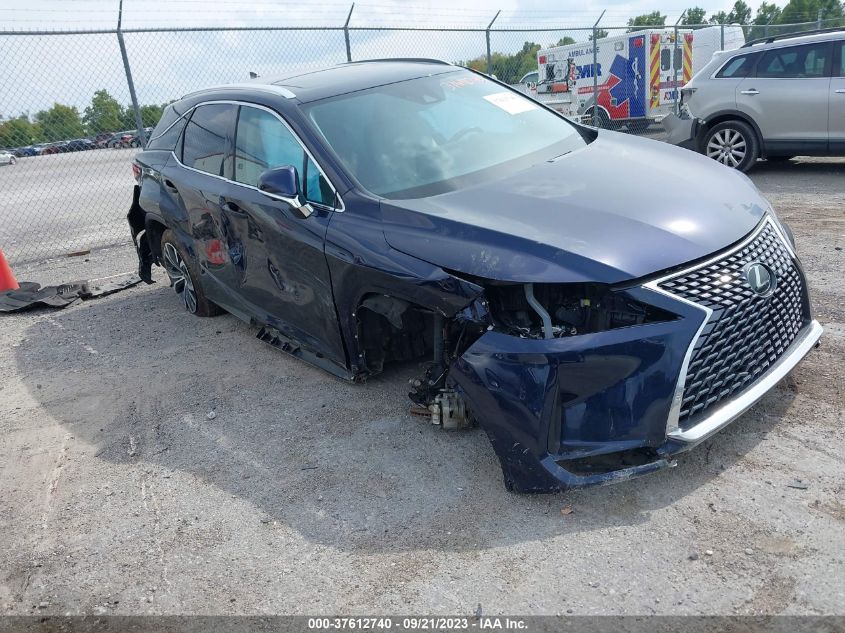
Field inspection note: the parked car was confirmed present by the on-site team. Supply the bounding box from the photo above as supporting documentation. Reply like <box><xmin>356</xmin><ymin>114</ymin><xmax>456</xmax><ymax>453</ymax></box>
<box><xmin>63</xmin><ymin>138</ymin><xmax>96</xmax><ymax>152</ymax></box>
<box><xmin>0</xmin><ymin>150</ymin><xmax>17</xmax><ymax>166</ymax></box>
<box><xmin>38</xmin><ymin>142</ymin><xmax>64</xmax><ymax>155</ymax></box>
<box><xmin>665</xmin><ymin>28</ymin><xmax>845</xmax><ymax>170</ymax></box>
<box><xmin>128</xmin><ymin>60</ymin><xmax>821</xmax><ymax>492</ymax></box>
<box><xmin>104</xmin><ymin>131</ymin><xmax>132</xmax><ymax>148</ymax></box>
<box><xmin>92</xmin><ymin>132</ymin><xmax>116</xmax><ymax>148</ymax></box>
<box><xmin>13</xmin><ymin>145</ymin><xmax>39</xmax><ymax>157</ymax></box>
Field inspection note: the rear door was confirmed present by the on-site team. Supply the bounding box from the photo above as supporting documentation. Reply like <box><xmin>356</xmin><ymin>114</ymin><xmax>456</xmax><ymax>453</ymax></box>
<box><xmin>830</xmin><ymin>39</ymin><xmax>845</xmax><ymax>154</ymax></box>
<box><xmin>736</xmin><ymin>41</ymin><xmax>832</xmax><ymax>154</ymax></box>
<box><xmin>221</xmin><ymin>103</ymin><xmax>346</xmax><ymax>365</ymax></box>
<box><xmin>159</xmin><ymin>102</ymin><xmax>242</xmax><ymax>310</ymax></box>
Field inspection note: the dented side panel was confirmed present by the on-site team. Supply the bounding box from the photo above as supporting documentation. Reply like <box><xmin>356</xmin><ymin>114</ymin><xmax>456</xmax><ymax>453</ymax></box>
<box><xmin>324</xmin><ymin>193</ymin><xmax>484</xmax><ymax>375</ymax></box>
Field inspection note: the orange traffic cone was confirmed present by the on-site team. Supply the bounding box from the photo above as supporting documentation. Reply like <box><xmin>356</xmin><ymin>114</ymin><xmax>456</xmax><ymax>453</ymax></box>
<box><xmin>0</xmin><ymin>248</ymin><xmax>19</xmax><ymax>292</ymax></box>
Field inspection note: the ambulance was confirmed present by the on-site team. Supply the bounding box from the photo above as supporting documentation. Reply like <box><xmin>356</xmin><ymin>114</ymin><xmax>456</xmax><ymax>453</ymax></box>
<box><xmin>535</xmin><ymin>29</ymin><xmax>694</xmax><ymax>130</ymax></box>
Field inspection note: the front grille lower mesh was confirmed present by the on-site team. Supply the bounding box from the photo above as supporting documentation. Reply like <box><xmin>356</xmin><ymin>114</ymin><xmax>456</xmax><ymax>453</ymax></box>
<box><xmin>658</xmin><ymin>221</ymin><xmax>808</xmax><ymax>428</ymax></box>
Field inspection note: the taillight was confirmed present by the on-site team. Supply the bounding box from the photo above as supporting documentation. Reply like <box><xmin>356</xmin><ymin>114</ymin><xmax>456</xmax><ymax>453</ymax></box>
<box><xmin>132</xmin><ymin>162</ymin><xmax>141</xmax><ymax>183</ymax></box>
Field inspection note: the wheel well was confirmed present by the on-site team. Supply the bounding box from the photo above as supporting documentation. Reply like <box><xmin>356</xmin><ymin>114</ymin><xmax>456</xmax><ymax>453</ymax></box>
<box><xmin>144</xmin><ymin>217</ymin><xmax>168</xmax><ymax>263</ymax></box>
<box><xmin>355</xmin><ymin>294</ymin><xmax>434</xmax><ymax>375</ymax></box>
<box><xmin>699</xmin><ymin>114</ymin><xmax>762</xmax><ymax>153</ymax></box>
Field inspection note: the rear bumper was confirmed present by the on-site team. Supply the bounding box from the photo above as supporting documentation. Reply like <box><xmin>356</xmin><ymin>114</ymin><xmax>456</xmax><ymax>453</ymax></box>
<box><xmin>663</xmin><ymin>113</ymin><xmax>700</xmax><ymax>150</ymax></box>
<box><xmin>447</xmin><ymin>313</ymin><xmax>821</xmax><ymax>493</ymax></box>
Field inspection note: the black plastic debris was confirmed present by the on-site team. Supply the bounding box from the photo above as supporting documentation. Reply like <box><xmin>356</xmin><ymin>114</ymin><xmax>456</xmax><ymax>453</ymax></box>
<box><xmin>0</xmin><ymin>273</ymin><xmax>141</xmax><ymax>313</ymax></box>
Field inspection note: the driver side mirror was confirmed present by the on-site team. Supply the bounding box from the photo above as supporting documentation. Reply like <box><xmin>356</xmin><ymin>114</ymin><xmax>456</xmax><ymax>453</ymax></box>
<box><xmin>256</xmin><ymin>165</ymin><xmax>312</xmax><ymax>218</ymax></box>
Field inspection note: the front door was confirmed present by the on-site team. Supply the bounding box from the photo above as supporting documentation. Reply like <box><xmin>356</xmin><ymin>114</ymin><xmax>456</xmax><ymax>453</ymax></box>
<box><xmin>221</xmin><ymin>104</ymin><xmax>346</xmax><ymax>365</ymax></box>
<box><xmin>736</xmin><ymin>41</ymin><xmax>832</xmax><ymax>155</ymax></box>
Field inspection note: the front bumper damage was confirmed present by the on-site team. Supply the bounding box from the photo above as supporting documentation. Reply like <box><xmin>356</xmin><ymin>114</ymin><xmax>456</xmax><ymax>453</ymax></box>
<box><xmin>439</xmin><ymin>218</ymin><xmax>822</xmax><ymax>492</ymax></box>
<box><xmin>447</xmin><ymin>316</ymin><xmax>820</xmax><ymax>492</ymax></box>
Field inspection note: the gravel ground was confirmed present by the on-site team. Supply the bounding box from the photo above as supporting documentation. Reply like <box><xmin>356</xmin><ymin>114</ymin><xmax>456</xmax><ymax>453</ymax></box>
<box><xmin>0</xmin><ymin>156</ymin><xmax>843</xmax><ymax>617</ymax></box>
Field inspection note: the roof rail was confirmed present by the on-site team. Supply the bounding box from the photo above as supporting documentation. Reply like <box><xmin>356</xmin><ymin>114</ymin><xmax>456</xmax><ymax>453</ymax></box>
<box><xmin>350</xmin><ymin>58</ymin><xmax>452</xmax><ymax>65</ymax></box>
<box><xmin>741</xmin><ymin>25</ymin><xmax>845</xmax><ymax>48</ymax></box>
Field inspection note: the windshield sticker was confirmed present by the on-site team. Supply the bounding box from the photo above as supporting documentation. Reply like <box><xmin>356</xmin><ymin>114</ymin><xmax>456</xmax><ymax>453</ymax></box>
<box><xmin>441</xmin><ymin>75</ymin><xmax>484</xmax><ymax>90</ymax></box>
<box><xmin>483</xmin><ymin>92</ymin><xmax>538</xmax><ymax>114</ymax></box>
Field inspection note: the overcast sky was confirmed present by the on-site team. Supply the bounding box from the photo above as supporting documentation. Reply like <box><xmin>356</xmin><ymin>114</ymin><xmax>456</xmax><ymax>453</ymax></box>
<box><xmin>1</xmin><ymin>0</ymin><xmax>758</xmax><ymax>119</ymax></box>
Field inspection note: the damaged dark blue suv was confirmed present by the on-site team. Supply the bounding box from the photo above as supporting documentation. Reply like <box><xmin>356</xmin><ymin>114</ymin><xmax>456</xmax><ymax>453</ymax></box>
<box><xmin>128</xmin><ymin>59</ymin><xmax>822</xmax><ymax>492</ymax></box>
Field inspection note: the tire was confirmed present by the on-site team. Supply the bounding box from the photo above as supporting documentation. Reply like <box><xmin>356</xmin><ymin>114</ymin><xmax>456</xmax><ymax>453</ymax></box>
<box><xmin>130</xmin><ymin>139</ymin><xmax>140</xmax><ymax>148</ymax></box>
<box><xmin>9</xmin><ymin>157</ymin><xmax>16</xmax><ymax>165</ymax></box>
<box><xmin>702</xmin><ymin>120</ymin><xmax>759</xmax><ymax>172</ymax></box>
<box><xmin>589</xmin><ymin>108</ymin><xmax>611</xmax><ymax>129</ymax></box>
<box><xmin>160</xmin><ymin>230</ymin><xmax>222</xmax><ymax>317</ymax></box>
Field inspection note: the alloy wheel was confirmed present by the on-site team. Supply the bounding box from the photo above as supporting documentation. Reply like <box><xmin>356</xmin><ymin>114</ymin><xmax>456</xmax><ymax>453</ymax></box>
<box><xmin>162</xmin><ymin>242</ymin><xmax>198</xmax><ymax>314</ymax></box>
<box><xmin>706</xmin><ymin>128</ymin><xmax>747</xmax><ymax>168</ymax></box>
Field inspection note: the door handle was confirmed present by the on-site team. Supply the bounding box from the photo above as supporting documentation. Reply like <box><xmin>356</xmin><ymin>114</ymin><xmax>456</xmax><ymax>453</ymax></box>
<box><xmin>836</xmin><ymin>89</ymin><xmax>845</xmax><ymax>94</ymax></box>
<box><xmin>163</xmin><ymin>179</ymin><xmax>179</xmax><ymax>194</ymax></box>
<box><xmin>740</xmin><ymin>89</ymin><xmax>759</xmax><ymax>95</ymax></box>
<box><xmin>221</xmin><ymin>201</ymin><xmax>245</xmax><ymax>215</ymax></box>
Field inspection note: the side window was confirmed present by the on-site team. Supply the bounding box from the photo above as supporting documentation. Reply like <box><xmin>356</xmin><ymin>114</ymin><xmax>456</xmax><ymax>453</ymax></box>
<box><xmin>234</xmin><ymin>106</ymin><xmax>332</xmax><ymax>206</ymax></box>
<box><xmin>181</xmin><ymin>104</ymin><xmax>236</xmax><ymax>176</ymax></box>
<box><xmin>757</xmin><ymin>43</ymin><xmax>830</xmax><ymax>79</ymax></box>
<box><xmin>716</xmin><ymin>54</ymin><xmax>756</xmax><ymax>78</ymax></box>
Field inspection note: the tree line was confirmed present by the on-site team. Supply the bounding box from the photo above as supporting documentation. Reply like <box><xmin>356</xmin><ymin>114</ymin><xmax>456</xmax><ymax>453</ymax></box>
<box><xmin>0</xmin><ymin>90</ymin><xmax>168</xmax><ymax>148</ymax></box>
<box><xmin>625</xmin><ymin>0</ymin><xmax>843</xmax><ymax>35</ymax></box>
<box><xmin>459</xmin><ymin>0</ymin><xmax>843</xmax><ymax>85</ymax></box>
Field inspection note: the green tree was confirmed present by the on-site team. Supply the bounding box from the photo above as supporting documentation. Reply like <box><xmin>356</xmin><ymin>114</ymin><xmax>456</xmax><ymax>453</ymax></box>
<box><xmin>709</xmin><ymin>10</ymin><xmax>729</xmax><ymax>23</ymax></box>
<box><xmin>682</xmin><ymin>7</ymin><xmax>708</xmax><ymax>25</ymax></box>
<box><xmin>139</xmin><ymin>104</ymin><xmax>165</xmax><ymax>128</ymax></box>
<box><xmin>627</xmin><ymin>11</ymin><xmax>667</xmax><ymax>32</ymax></box>
<box><xmin>779</xmin><ymin>0</ymin><xmax>844</xmax><ymax>23</ymax></box>
<box><xmin>747</xmin><ymin>2</ymin><xmax>783</xmax><ymax>38</ymax></box>
<box><xmin>34</xmin><ymin>103</ymin><xmax>84</xmax><ymax>142</ymax></box>
<box><xmin>0</xmin><ymin>116</ymin><xmax>36</xmax><ymax>147</ymax></box>
<box><xmin>553</xmin><ymin>36</ymin><xmax>576</xmax><ymax>46</ymax></box>
<box><xmin>728</xmin><ymin>0</ymin><xmax>753</xmax><ymax>23</ymax></box>
<box><xmin>589</xmin><ymin>28</ymin><xmax>609</xmax><ymax>40</ymax></box>
<box><xmin>83</xmin><ymin>89</ymin><xmax>124</xmax><ymax>135</ymax></box>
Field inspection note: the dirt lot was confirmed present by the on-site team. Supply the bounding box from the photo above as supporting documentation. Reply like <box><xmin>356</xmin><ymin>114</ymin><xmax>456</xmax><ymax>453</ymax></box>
<box><xmin>0</xmin><ymin>157</ymin><xmax>843</xmax><ymax>616</ymax></box>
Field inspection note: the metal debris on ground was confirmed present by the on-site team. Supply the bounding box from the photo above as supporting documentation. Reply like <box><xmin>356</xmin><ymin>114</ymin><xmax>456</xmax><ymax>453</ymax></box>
<box><xmin>0</xmin><ymin>273</ymin><xmax>141</xmax><ymax>313</ymax></box>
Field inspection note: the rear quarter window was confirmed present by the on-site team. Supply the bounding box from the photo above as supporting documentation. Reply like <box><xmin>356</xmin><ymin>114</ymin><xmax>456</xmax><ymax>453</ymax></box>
<box><xmin>147</xmin><ymin>113</ymin><xmax>188</xmax><ymax>151</ymax></box>
<box><xmin>181</xmin><ymin>104</ymin><xmax>237</xmax><ymax>177</ymax></box>
<box><xmin>716</xmin><ymin>54</ymin><xmax>757</xmax><ymax>78</ymax></box>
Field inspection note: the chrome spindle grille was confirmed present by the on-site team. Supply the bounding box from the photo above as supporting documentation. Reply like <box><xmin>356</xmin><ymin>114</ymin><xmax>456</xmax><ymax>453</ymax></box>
<box><xmin>659</xmin><ymin>221</ymin><xmax>809</xmax><ymax>429</ymax></box>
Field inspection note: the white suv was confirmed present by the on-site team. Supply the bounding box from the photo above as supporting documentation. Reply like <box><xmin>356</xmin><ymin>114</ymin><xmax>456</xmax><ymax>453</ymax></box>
<box><xmin>665</xmin><ymin>28</ymin><xmax>845</xmax><ymax>171</ymax></box>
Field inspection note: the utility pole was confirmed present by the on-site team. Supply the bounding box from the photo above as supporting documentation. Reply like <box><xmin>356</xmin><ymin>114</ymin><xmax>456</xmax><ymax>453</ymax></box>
<box><xmin>673</xmin><ymin>10</ymin><xmax>686</xmax><ymax>113</ymax></box>
<box><xmin>116</xmin><ymin>0</ymin><xmax>146</xmax><ymax>146</ymax></box>
<box><xmin>592</xmin><ymin>10</ymin><xmax>605</xmax><ymax>125</ymax></box>
<box><xmin>486</xmin><ymin>10</ymin><xmax>500</xmax><ymax>76</ymax></box>
<box><xmin>344</xmin><ymin>3</ymin><xmax>355</xmax><ymax>62</ymax></box>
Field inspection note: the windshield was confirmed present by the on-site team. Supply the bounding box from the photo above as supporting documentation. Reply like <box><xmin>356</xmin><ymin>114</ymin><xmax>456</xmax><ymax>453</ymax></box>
<box><xmin>304</xmin><ymin>69</ymin><xmax>585</xmax><ymax>199</ymax></box>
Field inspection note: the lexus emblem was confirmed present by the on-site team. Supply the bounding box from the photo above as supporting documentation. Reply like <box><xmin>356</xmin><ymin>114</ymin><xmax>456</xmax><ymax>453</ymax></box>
<box><xmin>745</xmin><ymin>262</ymin><xmax>775</xmax><ymax>296</ymax></box>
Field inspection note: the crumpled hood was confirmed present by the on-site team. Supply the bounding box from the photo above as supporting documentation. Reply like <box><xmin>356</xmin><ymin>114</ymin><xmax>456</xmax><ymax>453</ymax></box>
<box><xmin>380</xmin><ymin>131</ymin><xmax>768</xmax><ymax>284</ymax></box>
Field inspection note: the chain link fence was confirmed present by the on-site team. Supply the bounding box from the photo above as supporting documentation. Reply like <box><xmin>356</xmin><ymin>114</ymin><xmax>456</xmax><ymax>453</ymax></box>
<box><xmin>1</xmin><ymin>14</ymin><xmax>842</xmax><ymax>264</ymax></box>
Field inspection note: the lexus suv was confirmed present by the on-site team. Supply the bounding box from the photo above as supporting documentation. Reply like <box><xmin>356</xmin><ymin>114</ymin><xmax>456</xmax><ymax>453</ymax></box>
<box><xmin>665</xmin><ymin>28</ymin><xmax>845</xmax><ymax>170</ymax></box>
<box><xmin>128</xmin><ymin>59</ymin><xmax>822</xmax><ymax>492</ymax></box>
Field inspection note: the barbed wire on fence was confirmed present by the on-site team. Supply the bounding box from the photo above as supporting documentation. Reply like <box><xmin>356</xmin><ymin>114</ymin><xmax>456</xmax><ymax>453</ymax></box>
<box><xmin>1</xmin><ymin>6</ymin><xmax>842</xmax><ymax>263</ymax></box>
